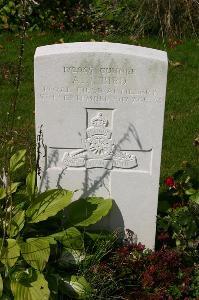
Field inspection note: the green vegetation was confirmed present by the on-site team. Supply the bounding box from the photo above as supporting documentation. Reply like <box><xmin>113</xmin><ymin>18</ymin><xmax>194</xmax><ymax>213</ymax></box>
<box><xmin>0</xmin><ymin>0</ymin><xmax>198</xmax><ymax>37</ymax></box>
<box><xmin>0</xmin><ymin>32</ymin><xmax>198</xmax><ymax>179</ymax></box>
<box><xmin>0</xmin><ymin>149</ymin><xmax>198</xmax><ymax>299</ymax></box>
<box><xmin>0</xmin><ymin>149</ymin><xmax>113</xmax><ymax>299</ymax></box>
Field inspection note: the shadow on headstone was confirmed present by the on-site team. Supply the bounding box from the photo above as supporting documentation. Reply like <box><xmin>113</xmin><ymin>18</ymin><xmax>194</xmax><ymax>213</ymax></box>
<box><xmin>37</xmin><ymin>121</ymin><xmax>142</xmax><ymax>238</ymax></box>
<box><xmin>87</xmin><ymin>200</ymin><xmax>125</xmax><ymax>236</ymax></box>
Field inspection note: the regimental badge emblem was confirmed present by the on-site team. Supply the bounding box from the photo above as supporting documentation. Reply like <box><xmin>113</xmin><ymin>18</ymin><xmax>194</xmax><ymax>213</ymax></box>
<box><xmin>63</xmin><ymin>112</ymin><xmax>138</xmax><ymax>170</ymax></box>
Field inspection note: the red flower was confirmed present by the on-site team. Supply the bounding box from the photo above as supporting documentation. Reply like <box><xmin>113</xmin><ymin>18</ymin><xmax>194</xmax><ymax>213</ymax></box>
<box><xmin>164</xmin><ymin>176</ymin><xmax>175</xmax><ymax>187</ymax></box>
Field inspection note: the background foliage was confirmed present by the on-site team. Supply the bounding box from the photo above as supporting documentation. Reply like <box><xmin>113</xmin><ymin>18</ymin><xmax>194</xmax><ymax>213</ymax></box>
<box><xmin>0</xmin><ymin>0</ymin><xmax>198</xmax><ymax>37</ymax></box>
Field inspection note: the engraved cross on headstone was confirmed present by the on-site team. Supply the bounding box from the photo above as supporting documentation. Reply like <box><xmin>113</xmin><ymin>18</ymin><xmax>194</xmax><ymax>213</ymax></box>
<box><xmin>48</xmin><ymin>111</ymin><xmax>152</xmax><ymax>197</ymax></box>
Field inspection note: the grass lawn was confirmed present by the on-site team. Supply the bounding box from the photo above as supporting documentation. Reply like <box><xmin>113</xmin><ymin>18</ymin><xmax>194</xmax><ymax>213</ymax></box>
<box><xmin>0</xmin><ymin>32</ymin><xmax>198</xmax><ymax>181</ymax></box>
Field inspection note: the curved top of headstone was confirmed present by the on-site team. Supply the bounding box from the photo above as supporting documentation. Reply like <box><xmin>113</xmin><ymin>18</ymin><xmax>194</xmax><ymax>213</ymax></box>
<box><xmin>35</xmin><ymin>42</ymin><xmax>167</xmax><ymax>62</ymax></box>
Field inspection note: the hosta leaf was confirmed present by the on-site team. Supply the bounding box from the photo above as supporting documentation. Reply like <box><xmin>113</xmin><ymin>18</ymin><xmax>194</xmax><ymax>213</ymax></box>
<box><xmin>0</xmin><ymin>239</ymin><xmax>20</xmax><ymax>268</ymax></box>
<box><xmin>26</xmin><ymin>171</ymin><xmax>36</xmax><ymax>199</ymax></box>
<box><xmin>65</xmin><ymin>197</ymin><xmax>112</xmax><ymax>227</ymax></box>
<box><xmin>59</xmin><ymin>275</ymin><xmax>91</xmax><ymax>299</ymax></box>
<box><xmin>7</xmin><ymin>210</ymin><xmax>25</xmax><ymax>238</ymax></box>
<box><xmin>0</xmin><ymin>273</ymin><xmax>3</xmax><ymax>298</ymax></box>
<box><xmin>26</xmin><ymin>189</ymin><xmax>73</xmax><ymax>223</ymax></box>
<box><xmin>51</xmin><ymin>227</ymin><xmax>84</xmax><ymax>250</ymax></box>
<box><xmin>42</xmin><ymin>236</ymin><xmax>57</xmax><ymax>245</ymax></box>
<box><xmin>10</xmin><ymin>149</ymin><xmax>26</xmax><ymax>174</ymax></box>
<box><xmin>11</xmin><ymin>271</ymin><xmax>50</xmax><ymax>300</ymax></box>
<box><xmin>59</xmin><ymin>248</ymin><xmax>85</xmax><ymax>268</ymax></box>
<box><xmin>9</xmin><ymin>182</ymin><xmax>21</xmax><ymax>194</ymax></box>
<box><xmin>20</xmin><ymin>238</ymin><xmax>50</xmax><ymax>271</ymax></box>
<box><xmin>0</xmin><ymin>183</ymin><xmax>21</xmax><ymax>200</ymax></box>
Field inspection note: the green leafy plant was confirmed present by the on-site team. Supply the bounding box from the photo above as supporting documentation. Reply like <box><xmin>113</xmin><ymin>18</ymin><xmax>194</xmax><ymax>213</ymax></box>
<box><xmin>0</xmin><ymin>149</ymin><xmax>113</xmax><ymax>299</ymax></box>
<box><xmin>0</xmin><ymin>0</ymin><xmax>198</xmax><ymax>37</ymax></box>
<box><xmin>157</xmin><ymin>164</ymin><xmax>199</xmax><ymax>251</ymax></box>
<box><xmin>0</xmin><ymin>0</ymin><xmax>20</xmax><ymax>30</ymax></box>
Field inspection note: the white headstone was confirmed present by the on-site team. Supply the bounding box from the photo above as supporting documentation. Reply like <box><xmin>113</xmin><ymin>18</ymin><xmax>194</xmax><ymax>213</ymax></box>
<box><xmin>34</xmin><ymin>42</ymin><xmax>168</xmax><ymax>249</ymax></box>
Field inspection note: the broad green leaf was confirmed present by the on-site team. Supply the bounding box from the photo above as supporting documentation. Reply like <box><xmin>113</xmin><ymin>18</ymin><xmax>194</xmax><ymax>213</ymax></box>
<box><xmin>59</xmin><ymin>275</ymin><xmax>91</xmax><ymax>299</ymax></box>
<box><xmin>51</xmin><ymin>227</ymin><xmax>84</xmax><ymax>250</ymax></box>
<box><xmin>0</xmin><ymin>183</ymin><xmax>20</xmax><ymax>200</ymax></box>
<box><xmin>59</xmin><ymin>248</ymin><xmax>85</xmax><ymax>268</ymax></box>
<box><xmin>185</xmin><ymin>188</ymin><xmax>196</xmax><ymax>195</ymax></box>
<box><xmin>0</xmin><ymin>273</ymin><xmax>3</xmax><ymax>298</ymax></box>
<box><xmin>26</xmin><ymin>171</ymin><xmax>36</xmax><ymax>199</ymax></box>
<box><xmin>0</xmin><ymin>239</ymin><xmax>20</xmax><ymax>268</ymax></box>
<box><xmin>20</xmin><ymin>238</ymin><xmax>50</xmax><ymax>271</ymax></box>
<box><xmin>3</xmin><ymin>6</ymin><xmax>10</xmax><ymax>13</ymax></box>
<box><xmin>11</xmin><ymin>271</ymin><xmax>50</xmax><ymax>300</ymax></box>
<box><xmin>9</xmin><ymin>182</ymin><xmax>21</xmax><ymax>194</ymax></box>
<box><xmin>7</xmin><ymin>210</ymin><xmax>25</xmax><ymax>238</ymax></box>
<box><xmin>10</xmin><ymin>149</ymin><xmax>26</xmax><ymax>174</ymax></box>
<box><xmin>65</xmin><ymin>197</ymin><xmax>112</xmax><ymax>227</ymax></box>
<box><xmin>42</xmin><ymin>236</ymin><xmax>57</xmax><ymax>245</ymax></box>
<box><xmin>190</xmin><ymin>192</ymin><xmax>199</xmax><ymax>204</ymax></box>
<box><xmin>26</xmin><ymin>189</ymin><xmax>73</xmax><ymax>223</ymax></box>
<box><xmin>0</xmin><ymin>188</ymin><xmax>6</xmax><ymax>200</ymax></box>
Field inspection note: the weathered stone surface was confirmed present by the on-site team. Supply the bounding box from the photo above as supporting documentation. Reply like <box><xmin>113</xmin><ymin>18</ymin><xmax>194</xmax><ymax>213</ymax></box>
<box><xmin>35</xmin><ymin>42</ymin><xmax>168</xmax><ymax>248</ymax></box>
